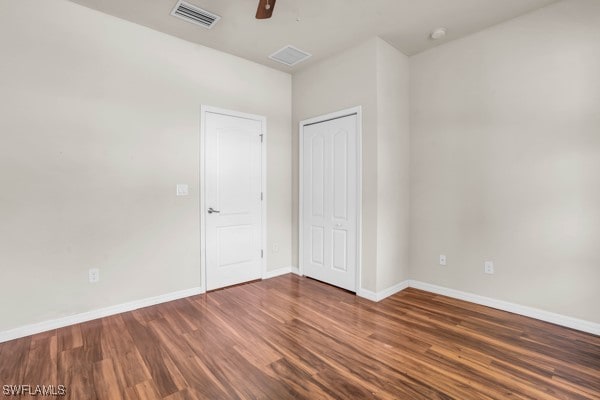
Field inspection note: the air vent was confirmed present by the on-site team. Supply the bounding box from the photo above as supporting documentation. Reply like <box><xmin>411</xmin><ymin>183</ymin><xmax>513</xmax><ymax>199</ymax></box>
<box><xmin>171</xmin><ymin>0</ymin><xmax>221</xmax><ymax>29</ymax></box>
<box><xmin>269</xmin><ymin>45</ymin><xmax>312</xmax><ymax>67</ymax></box>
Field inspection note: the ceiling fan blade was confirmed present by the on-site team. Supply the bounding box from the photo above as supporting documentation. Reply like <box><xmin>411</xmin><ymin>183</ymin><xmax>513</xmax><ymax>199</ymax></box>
<box><xmin>256</xmin><ymin>0</ymin><xmax>276</xmax><ymax>19</ymax></box>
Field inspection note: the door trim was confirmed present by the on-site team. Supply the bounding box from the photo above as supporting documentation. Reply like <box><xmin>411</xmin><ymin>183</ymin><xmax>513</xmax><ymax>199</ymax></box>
<box><xmin>298</xmin><ymin>106</ymin><xmax>362</xmax><ymax>293</ymax></box>
<box><xmin>200</xmin><ymin>105</ymin><xmax>267</xmax><ymax>293</ymax></box>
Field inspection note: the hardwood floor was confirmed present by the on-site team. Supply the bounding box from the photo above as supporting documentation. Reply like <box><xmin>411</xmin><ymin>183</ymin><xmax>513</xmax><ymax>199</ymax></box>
<box><xmin>1</xmin><ymin>274</ymin><xmax>598</xmax><ymax>399</ymax></box>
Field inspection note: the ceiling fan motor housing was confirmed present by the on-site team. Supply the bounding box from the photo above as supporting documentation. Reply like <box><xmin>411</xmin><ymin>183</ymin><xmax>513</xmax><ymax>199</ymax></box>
<box><xmin>256</xmin><ymin>0</ymin><xmax>276</xmax><ymax>19</ymax></box>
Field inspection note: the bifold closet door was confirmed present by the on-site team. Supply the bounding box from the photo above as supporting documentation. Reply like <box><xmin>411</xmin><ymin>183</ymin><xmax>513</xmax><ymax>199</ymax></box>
<box><xmin>301</xmin><ymin>114</ymin><xmax>358</xmax><ymax>292</ymax></box>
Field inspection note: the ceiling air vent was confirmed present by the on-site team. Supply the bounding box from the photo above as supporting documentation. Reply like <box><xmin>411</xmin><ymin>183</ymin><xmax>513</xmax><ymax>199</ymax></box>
<box><xmin>269</xmin><ymin>45</ymin><xmax>312</xmax><ymax>67</ymax></box>
<box><xmin>171</xmin><ymin>0</ymin><xmax>221</xmax><ymax>29</ymax></box>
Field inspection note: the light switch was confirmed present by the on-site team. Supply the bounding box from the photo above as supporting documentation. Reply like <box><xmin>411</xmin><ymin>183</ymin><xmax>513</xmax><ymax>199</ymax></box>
<box><xmin>176</xmin><ymin>184</ymin><xmax>189</xmax><ymax>196</ymax></box>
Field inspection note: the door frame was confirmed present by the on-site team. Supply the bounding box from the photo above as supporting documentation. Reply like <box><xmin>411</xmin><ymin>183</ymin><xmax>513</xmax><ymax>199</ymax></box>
<box><xmin>200</xmin><ymin>105</ymin><xmax>267</xmax><ymax>293</ymax></box>
<box><xmin>298</xmin><ymin>106</ymin><xmax>363</xmax><ymax>293</ymax></box>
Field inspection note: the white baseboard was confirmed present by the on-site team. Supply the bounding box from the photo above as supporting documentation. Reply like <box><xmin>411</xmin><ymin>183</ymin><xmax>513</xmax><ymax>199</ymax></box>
<box><xmin>356</xmin><ymin>288</ymin><xmax>378</xmax><ymax>301</ymax></box>
<box><xmin>357</xmin><ymin>279</ymin><xmax>599</xmax><ymax>335</ymax></box>
<box><xmin>1</xmin><ymin>268</ymin><xmax>301</xmax><ymax>343</ymax></box>
<box><xmin>262</xmin><ymin>266</ymin><xmax>302</xmax><ymax>279</ymax></box>
<box><xmin>409</xmin><ymin>281</ymin><xmax>600</xmax><ymax>336</ymax></box>
<box><xmin>0</xmin><ymin>287</ymin><xmax>203</xmax><ymax>344</ymax></box>
<box><xmin>357</xmin><ymin>280</ymin><xmax>410</xmax><ymax>302</ymax></box>
<box><xmin>263</xmin><ymin>266</ymin><xmax>294</xmax><ymax>279</ymax></box>
<box><xmin>379</xmin><ymin>280</ymin><xmax>410</xmax><ymax>300</ymax></box>
<box><xmin>2</xmin><ymin>277</ymin><xmax>597</xmax><ymax>343</ymax></box>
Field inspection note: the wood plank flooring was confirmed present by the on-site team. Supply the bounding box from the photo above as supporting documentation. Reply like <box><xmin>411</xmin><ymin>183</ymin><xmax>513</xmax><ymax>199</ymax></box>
<box><xmin>0</xmin><ymin>274</ymin><xmax>598</xmax><ymax>399</ymax></box>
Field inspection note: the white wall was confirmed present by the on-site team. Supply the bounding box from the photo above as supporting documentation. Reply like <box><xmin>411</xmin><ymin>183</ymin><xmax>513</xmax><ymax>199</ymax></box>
<box><xmin>292</xmin><ymin>39</ymin><xmax>380</xmax><ymax>291</ymax></box>
<box><xmin>376</xmin><ymin>40</ymin><xmax>411</xmax><ymax>292</ymax></box>
<box><xmin>0</xmin><ymin>0</ymin><xmax>292</xmax><ymax>331</ymax></box>
<box><xmin>2</xmin><ymin>0</ymin><xmax>597</xmax><ymax>334</ymax></box>
<box><xmin>409</xmin><ymin>0</ymin><xmax>600</xmax><ymax>323</ymax></box>
<box><xmin>293</xmin><ymin>38</ymin><xmax>411</xmax><ymax>293</ymax></box>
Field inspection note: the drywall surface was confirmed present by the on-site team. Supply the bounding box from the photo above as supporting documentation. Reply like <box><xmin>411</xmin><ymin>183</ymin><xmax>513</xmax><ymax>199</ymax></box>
<box><xmin>293</xmin><ymin>39</ymin><xmax>379</xmax><ymax>291</ymax></box>
<box><xmin>293</xmin><ymin>37</ymin><xmax>411</xmax><ymax>293</ymax></box>
<box><xmin>409</xmin><ymin>0</ymin><xmax>600</xmax><ymax>322</ymax></box>
<box><xmin>0</xmin><ymin>0</ymin><xmax>292</xmax><ymax>331</ymax></box>
<box><xmin>376</xmin><ymin>40</ymin><xmax>411</xmax><ymax>292</ymax></box>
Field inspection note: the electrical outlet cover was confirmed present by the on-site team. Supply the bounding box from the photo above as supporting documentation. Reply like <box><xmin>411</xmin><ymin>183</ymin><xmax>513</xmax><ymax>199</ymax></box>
<box><xmin>89</xmin><ymin>268</ymin><xmax>100</xmax><ymax>283</ymax></box>
<box><xmin>176</xmin><ymin>184</ymin><xmax>189</xmax><ymax>196</ymax></box>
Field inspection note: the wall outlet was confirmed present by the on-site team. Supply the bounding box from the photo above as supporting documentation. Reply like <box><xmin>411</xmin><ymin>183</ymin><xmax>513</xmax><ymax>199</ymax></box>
<box><xmin>176</xmin><ymin>184</ymin><xmax>189</xmax><ymax>196</ymax></box>
<box><xmin>272</xmin><ymin>243</ymin><xmax>279</xmax><ymax>253</ymax></box>
<box><xmin>484</xmin><ymin>261</ymin><xmax>494</xmax><ymax>275</ymax></box>
<box><xmin>439</xmin><ymin>255</ymin><xmax>447</xmax><ymax>266</ymax></box>
<box><xmin>89</xmin><ymin>268</ymin><xmax>100</xmax><ymax>283</ymax></box>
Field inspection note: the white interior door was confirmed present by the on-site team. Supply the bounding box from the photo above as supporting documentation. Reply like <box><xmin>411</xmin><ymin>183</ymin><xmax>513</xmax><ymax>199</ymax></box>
<box><xmin>301</xmin><ymin>113</ymin><xmax>358</xmax><ymax>292</ymax></box>
<box><xmin>204</xmin><ymin>110</ymin><xmax>264</xmax><ymax>291</ymax></box>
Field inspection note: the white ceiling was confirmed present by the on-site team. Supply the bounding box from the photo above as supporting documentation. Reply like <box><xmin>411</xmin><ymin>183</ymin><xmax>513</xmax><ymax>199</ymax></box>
<box><xmin>67</xmin><ymin>0</ymin><xmax>560</xmax><ymax>72</ymax></box>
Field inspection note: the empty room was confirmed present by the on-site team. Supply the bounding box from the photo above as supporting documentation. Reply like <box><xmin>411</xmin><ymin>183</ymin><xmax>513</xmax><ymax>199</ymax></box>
<box><xmin>0</xmin><ymin>0</ymin><xmax>598</xmax><ymax>398</ymax></box>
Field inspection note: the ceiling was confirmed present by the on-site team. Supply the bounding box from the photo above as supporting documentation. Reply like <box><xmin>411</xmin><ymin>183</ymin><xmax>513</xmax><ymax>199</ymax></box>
<box><xmin>67</xmin><ymin>0</ymin><xmax>560</xmax><ymax>72</ymax></box>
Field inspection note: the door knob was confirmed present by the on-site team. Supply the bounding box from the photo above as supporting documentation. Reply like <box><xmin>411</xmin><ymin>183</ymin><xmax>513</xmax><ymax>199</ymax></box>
<box><xmin>208</xmin><ymin>207</ymin><xmax>221</xmax><ymax>214</ymax></box>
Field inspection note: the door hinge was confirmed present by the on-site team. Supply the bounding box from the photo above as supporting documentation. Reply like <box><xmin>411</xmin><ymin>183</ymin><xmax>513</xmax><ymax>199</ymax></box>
<box><xmin>259</xmin><ymin>134</ymin><xmax>264</xmax><ymax>143</ymax></box>
<box><xmin>261</xmin><ymin>250</ymin><xmax>264</xmax><ymax>258</ymax></box>
<box><xmin>261</xmin><ymin>192</ymin><xmax>264</xmax><ymax>201</ymax></box>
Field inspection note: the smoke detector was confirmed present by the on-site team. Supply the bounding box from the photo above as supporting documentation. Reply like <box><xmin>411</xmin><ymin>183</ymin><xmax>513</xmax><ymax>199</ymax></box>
<box><xmin>430</xmin><ymin>28</ymin><xmax>447</xmax><ymax>40</ymax></box>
